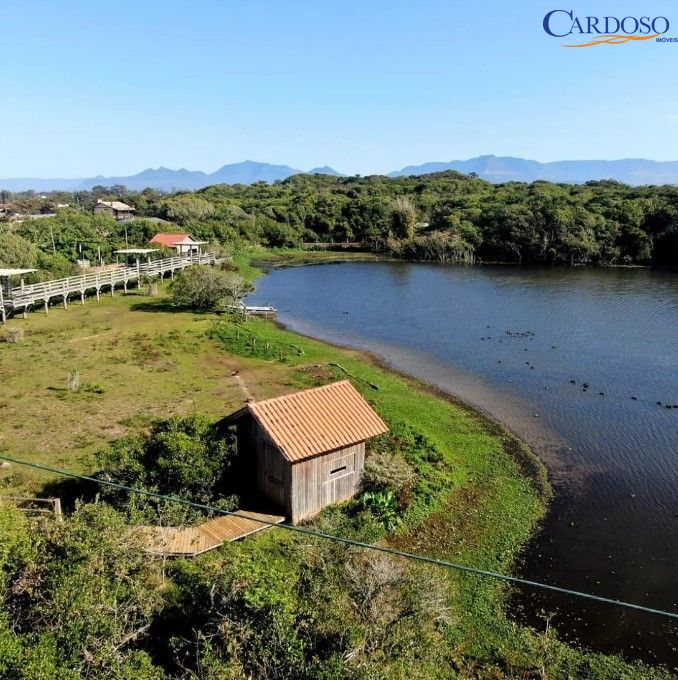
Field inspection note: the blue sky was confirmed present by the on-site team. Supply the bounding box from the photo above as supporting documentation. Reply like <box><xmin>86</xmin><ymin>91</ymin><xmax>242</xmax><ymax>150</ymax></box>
<box><xmin>1</xmin><ymin>0</ymin><xmax>677</xmax><ymax>177</ymax></box>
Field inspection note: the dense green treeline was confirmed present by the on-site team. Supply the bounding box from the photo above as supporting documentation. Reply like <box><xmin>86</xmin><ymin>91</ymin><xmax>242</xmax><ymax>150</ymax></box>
<box><xmin>191</xmin><ymin>172</ymin><xmax>678</xmax><ymax>265</ymax></box>
<box><xmin>0</xmin><ymin>210</ymin><xmax>164</xmax><ymax>280</ymax></box>
<box><xmin>2</xmin><ymin>172</ymin><xmax>677</xmax><ymax>277</ymax></box>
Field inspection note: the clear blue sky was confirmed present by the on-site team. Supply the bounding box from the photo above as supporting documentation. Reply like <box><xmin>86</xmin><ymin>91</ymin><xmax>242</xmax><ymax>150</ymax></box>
<box><xmin>1</xmin><ymin>0</ymin><xmax>677</xmax><ymax>177</ymax></box>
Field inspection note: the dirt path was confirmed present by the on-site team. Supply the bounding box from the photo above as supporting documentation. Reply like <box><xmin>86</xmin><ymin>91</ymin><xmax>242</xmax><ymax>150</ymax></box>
<box><xmin>233</xmin><ymin>372</ymin><xmax>252</xmax><ymax>400</ymax></box>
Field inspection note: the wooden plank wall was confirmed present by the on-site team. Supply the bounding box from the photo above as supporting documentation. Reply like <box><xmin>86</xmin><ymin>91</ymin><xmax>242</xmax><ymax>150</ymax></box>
<box><xmin>255</xmin><ymin>427</ymin><xmax>291</xmax><ymax>511</ymax></box>
<box><xmin>290</xmin><ymin>442</ymin><xmax>365</xmax><ymax>523</ymax></box>
<box><xmin>244</xmin><ymin>419</ymin><xmax>367</xmax><ymax>524</ymax></box>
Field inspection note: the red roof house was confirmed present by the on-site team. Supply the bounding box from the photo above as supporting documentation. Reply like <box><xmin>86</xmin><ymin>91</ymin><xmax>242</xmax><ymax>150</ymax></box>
<box><xmin>149</xmin><ymin>233</ymin><xmax>190</xmax><ymax>248</ymax></box>
<box><xmin>149</xmin><ymin>233</ymin><xmax>206</xmax><ymax>255</ymax></box>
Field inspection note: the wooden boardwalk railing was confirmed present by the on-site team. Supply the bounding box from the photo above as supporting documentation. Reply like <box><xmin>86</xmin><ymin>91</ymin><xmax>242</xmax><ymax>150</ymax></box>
<box><xmin>1</xmin><ymin>253</ymin><xmax>216</xmax><ymax>320</ymax></box>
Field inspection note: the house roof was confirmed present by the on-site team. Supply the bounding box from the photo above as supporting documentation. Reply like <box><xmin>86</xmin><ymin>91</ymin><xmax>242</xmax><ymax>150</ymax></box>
<box><xmin>149</xmin><ymin>232</ymin><xmax>190</xmax><ymax>247</ymax></box>
<box><xmin>96</xmin><ymin>200</ymin><xmax>136</xmax><ymax>212</ymax></box>
<box><xmin>247</xmin><ymin>380</ymin><xmax>388</xmax><ymax>462</ymax></box>
<box><xmin>172</xmin><ymin>236</ymin><xmax>207</xmax><ymax>245</ymax></box>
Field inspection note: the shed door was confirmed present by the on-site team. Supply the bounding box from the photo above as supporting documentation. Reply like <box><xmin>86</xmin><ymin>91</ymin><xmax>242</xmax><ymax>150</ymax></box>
<box><xmin>261</xmin><ymin>443</ymin><xmax>287</xmax><ymax>508</ymax></box>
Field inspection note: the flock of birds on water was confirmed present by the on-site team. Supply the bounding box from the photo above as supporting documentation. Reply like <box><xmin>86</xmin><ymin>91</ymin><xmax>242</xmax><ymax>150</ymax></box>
<box><xmin>478</xmin><ymin>327</ymin><xmax>677</xmax><ymax>412</ymax></box>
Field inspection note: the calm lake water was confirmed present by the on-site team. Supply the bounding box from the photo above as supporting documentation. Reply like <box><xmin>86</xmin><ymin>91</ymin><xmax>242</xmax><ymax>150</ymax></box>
<box><xmin>248</xmin><ymin>262</ymin><xmax>678</xmax><ymax>667</ymax></box>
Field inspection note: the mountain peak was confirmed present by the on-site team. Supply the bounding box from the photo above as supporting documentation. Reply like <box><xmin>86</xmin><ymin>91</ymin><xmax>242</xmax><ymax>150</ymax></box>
<box><xmin>308</xmin><ymin>166</ymin><xmax>343</xmax><ymax>176</ymax></box>
<box><xmin>3</xmin><ymin>156</ymin><xmax>678</xmax><ymax>192</ymax></box>
<box><xmin>210</xmin><ymin>161</ymin><xmax>301</xmax><ymax>185</ymax></box>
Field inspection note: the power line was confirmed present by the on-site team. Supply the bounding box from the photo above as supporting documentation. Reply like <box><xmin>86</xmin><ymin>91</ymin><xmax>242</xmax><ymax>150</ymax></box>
<box><xmin>2</xmin><ymin>453</ymin><xmax>678</xmax><ymax>622</ymax></box>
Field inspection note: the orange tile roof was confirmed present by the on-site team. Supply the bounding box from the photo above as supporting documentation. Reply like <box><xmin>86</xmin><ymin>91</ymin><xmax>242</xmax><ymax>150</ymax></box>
<box><xmin>248</xmin><ymin>380</ymin><xmax>388</xmax><ymax>462</ymax></box>
<box><xmin>149</xmin><ymin>232</ymin><xmax>190</xmax><ymax>247</ymax></box>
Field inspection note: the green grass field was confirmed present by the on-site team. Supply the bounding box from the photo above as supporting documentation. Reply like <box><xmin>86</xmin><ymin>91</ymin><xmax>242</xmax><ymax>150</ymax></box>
<box><xmin>0</xmin><ymin>286</ymin><xmax>291</xmax><ymax>491</ymax></box>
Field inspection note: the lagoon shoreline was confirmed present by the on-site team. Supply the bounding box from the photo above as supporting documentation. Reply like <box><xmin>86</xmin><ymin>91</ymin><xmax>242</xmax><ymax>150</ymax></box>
<box><xmin>273</xmin><ymin>316</ymin><xmax>554</xmax><ymax>502</ymax></box>
<box><xmin>247</xmin><ymin>257</ymin><xmax>678</xmax><ymax>669</ymax></box>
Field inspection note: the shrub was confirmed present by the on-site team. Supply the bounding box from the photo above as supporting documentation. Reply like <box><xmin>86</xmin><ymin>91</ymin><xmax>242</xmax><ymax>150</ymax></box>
<box><xmin>389</xmin><ymin>197</ymin><xmax>417</xmax><ymax>239</ymax></box>
<box><xmin>359</xmin><ymin>490</ymin><xmax>401</xmax><ymax>532</ymax></box>
<box><xmin>0</xmin><ymin>232</ymin><xmax>37</xmax><ymax>269</ymax></box>
<box><xmin>96</xmin><ymin>414</ymin><xmax>241</xmax><ymax>524</ymax></box>
<box><xmin>365</xmin><ymin>423</ymin><xmax>446</xmax><ymax>516</ymax></box>
<box><xmin>84</xmin><ymin>382</ymin><xmax>106</xmax><ymax>395</ymax></box>
<box><xmin>389</xmin><ymin>230</ymin><xmax>476</xmax><ymax>263</ymax></box>
<box><xmin>170</xmin><ymin>266</ymin><xmax>249</xmax><ymax>311</ymax></box>
<box><xmin>363</xmin><ymin>451</ymin><xmax>415</xmax><ymax>504</ymax></box>
<box><xmin>0</xmin><ymin>504</ymin><xmax>163</xmax><ymax>679</ymax></box>
<box><xmin>0</xmin><ymin>327</ymin><xmax>24</xmax><ymax>344</ymax></box>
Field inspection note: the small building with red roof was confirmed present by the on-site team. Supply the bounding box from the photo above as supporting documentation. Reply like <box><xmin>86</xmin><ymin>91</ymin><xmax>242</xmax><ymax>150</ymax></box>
<box><xmin>149</xmin><ymin>232</ymin><xmax>207</xmax><ymax>255</ymax></box>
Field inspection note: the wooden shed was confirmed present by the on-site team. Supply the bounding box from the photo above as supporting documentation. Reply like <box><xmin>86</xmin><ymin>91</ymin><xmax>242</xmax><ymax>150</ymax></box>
<box><xmin>229</xmin><ymin>380</ymin><xmax>388</xmax><ymax>524</ymax></box>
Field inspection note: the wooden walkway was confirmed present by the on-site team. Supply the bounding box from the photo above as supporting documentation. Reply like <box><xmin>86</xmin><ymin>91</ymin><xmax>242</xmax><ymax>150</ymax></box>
<box><xmin>1</xmin><ymin>252</ymin><xmax>216</xmax><ymax>321</ymax></box>
<box><xmin>137</xmin><ymin>509</ymin><xmax>286</xmax><ymax>557</ymax></box>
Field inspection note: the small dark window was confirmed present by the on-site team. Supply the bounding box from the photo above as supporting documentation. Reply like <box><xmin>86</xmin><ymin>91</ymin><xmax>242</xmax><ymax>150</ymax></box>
<box><xmin>330</xmin><ymin>465</ymin><xmax>347</xmax><ymax>475</ymax></box>
<box><xmin>267</xmin><ymin>475</ymin><xmax>284</xmax><ymax>488</ymax></box>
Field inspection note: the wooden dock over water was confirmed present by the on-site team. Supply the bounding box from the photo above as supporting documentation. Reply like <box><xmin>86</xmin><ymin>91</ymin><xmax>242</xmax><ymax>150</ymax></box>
<box><xmin>0</xmin><ymin>253</ymin><xmax>216</xmax><ymax>322</ymax></box>
<box><xmin>229</xmin><ymin>303</ymin><xmax>277</xmax><ymax>318</ymax></box>
<box><xmin>138</xmin><ymin>509</ymin><xmax>285</xmax><ymax>557</ymax></box>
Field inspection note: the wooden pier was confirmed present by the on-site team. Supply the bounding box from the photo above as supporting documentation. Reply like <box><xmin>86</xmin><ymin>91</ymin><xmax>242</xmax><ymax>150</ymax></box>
<box><xmin>229</xmin><ymin>303</ymin><xmax>277</xmax><ymax>319</ymax></box>
<box><xmin>0</xmin><ymin>253</ymin><xmax>216</xmax><ymax>322</ymax></box>
<box><xmin>137</xmin><ymin>509</ymin><xmax>285</xmax><ymax>557</ymax></box>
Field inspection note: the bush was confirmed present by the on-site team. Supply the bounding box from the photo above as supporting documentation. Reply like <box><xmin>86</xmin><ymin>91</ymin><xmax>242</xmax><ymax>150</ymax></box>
<box><xmin>389</xmin><ymin>230</ymin><xmax>476</xmax><ymax>263</ymax></box>
<box><xmin>0</xmin><ymin>232</ymin><xmax>37</xmax><ymax>269</ymax></box>
<box><xmin>0</xmin><ymin>327</ymin><xmax>24</xmax><ymax>344</ymax></box>
<box><xmin>170</xmin><ymin>266</ymin><xmax>249</xmax><ymax>311</ymax></box>
<box><xmin>365</xmin><ymin>423</ymin><xmax>445</xmax><ymax>516</ymax></box>
<box><xmin>359</xmin><ymin>490</ymin><xmax>401</xmax><ymax>532</ymax></box>
<box><xmin>259</xmin><ymin>216</ymin><xmax>301</xmax><ymax>247</ymax></box>
<box><xmin>84</xmin><ymin>382</ymin><xmax>106</xmax><ymax>395</ymax></box>
<box><xmin>363</xmin><ymin>451</ymin><xmax>415</xmax><ymax>503</ymax></box>
<box><xmin>0</xmin><ymin>504</ymin><xmax>163</xmax><ymax>679</ymax></box>
<box><xmin>96</xmin><ymin>414</ymin><xmax>241</xmax><ymax>524</ymax></box>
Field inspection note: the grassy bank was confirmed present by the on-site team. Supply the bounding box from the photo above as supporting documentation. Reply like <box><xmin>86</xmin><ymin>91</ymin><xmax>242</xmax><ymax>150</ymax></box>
<box><xmin>0</xmin><ymin>271</ymin><xmax>670</xmax><ymax>677</ymax></box>
<box><xmin>232</xmin><ymin>245</ymin><xmax>386</xmax><ymax>278</ymax></box>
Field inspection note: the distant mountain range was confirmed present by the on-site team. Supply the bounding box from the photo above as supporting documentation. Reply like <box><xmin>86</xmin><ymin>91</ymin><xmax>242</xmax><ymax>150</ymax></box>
<box><xmin>3</xmin><ymin>155</ymin><xmax>678</xmax><ymax>192</ymax></box>
<box><xmin>0</xmin><ymin>161</ymin><xmax>309</xmax><ymax>193</ymax></box>
<box><xmin>388</xmin><ymin>155</ymin><xmax>678</xmax><ymax>185</ymax></box>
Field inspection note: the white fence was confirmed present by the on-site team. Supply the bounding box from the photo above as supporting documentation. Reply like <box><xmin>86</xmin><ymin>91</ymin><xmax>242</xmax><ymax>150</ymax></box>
<box><xmin>3</xmin><ymin>253</ymin><xmax>216</xmax><ymax>312</ymax></box>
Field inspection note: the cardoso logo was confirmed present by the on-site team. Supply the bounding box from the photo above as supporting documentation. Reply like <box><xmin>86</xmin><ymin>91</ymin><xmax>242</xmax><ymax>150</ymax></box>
<box><xmin>543</xmin><ymin>10</ymin><xmax>673</xmax><ymax>47</ymax></box>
